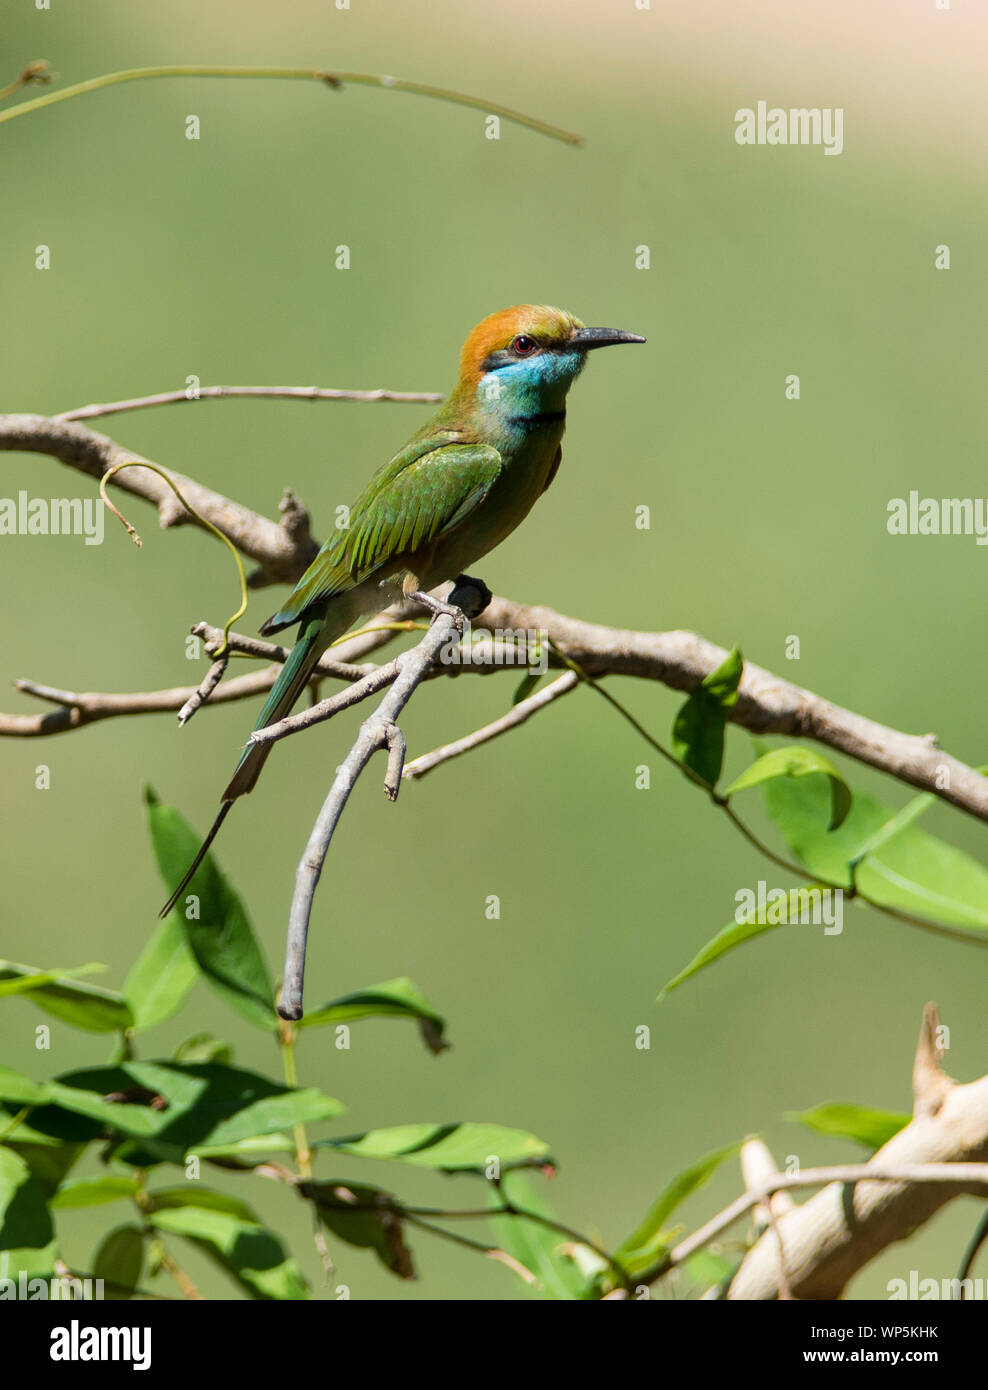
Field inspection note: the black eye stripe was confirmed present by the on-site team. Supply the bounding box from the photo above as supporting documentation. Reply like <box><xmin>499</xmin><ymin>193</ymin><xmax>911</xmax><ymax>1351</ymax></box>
<box><xmin>480</xmin><ymin>338</ymin><xmax>570</xmax><ymax>371</ymax></box>
<box><xmin>480</xmin><ymin>349</ymin><xmax>516</xmax><ymax>372</ymax></box>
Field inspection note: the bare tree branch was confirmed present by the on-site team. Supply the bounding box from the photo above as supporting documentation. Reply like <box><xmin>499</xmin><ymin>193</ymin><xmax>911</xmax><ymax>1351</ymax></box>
<box><xmin>0</xmin><ymin>617</ymin><xmax>511</xmax><ymax>736</ymax></box>
<box><xmin>2</xmin><ymin>669</ymin><xmax>281</xmax><ymax>736</ymax></box>
<box><xmin>471</xmin><ymin>598</ymin><xmax>988</xmax><ymax>823</ymax></box>
<box><xmin>661</xmin><ymin>1160</ymin><xmax>988</xmax><ymax>1292</ymax></box>
<box><xmin>251</xmin><ymin>660</ymin><xmax>407</xmax><ymax>749</ymax></box>
<box><xmin>3</xmin><ymin>408</ymin><xmax>986</xmax><ymax>822</ymax></box>
<box><xmin>244</xmin><ymin>634</ymin><xmax>536</xmax><ymax>747</ymax></box>
<box><xmin>191</xmin><ymin>620</ymin><xmax>389</xmax><ymax>682</ymax></box>
<box><xmin>0</xmin><ymin>412</ymin><xmax>319</xmax><ymax>586</ymax></box>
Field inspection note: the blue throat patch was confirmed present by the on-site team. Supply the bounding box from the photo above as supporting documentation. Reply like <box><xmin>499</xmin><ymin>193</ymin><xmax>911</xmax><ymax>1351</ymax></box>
<box><xmin>476</xmin><ymin>350</ymin><xmax>586</xmax><ymax>420</ymax></box>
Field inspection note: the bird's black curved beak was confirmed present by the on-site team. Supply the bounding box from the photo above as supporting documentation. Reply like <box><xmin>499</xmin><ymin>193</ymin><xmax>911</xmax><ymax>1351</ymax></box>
<box><xmin>570</xmin><ymin>326</ymin><xmax>646</xmax><ymax>350</ymax></box>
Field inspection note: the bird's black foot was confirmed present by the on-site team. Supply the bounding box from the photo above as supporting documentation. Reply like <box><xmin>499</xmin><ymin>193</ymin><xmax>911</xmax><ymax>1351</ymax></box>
<box><xmin>447</xmin><ymin>574</ymin><xmax>492</xmax><ymax>621</ymax></box>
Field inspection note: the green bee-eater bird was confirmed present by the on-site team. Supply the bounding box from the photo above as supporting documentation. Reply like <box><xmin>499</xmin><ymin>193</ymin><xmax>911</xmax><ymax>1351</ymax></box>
<box><xmin>160</xmin><ymin>304</ymin><xmax>644</xmax><ymax>916</ymax></box>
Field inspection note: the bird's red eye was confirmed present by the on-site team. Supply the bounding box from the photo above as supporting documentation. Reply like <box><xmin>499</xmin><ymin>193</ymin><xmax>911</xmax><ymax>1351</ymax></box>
<box><xmin>512</xmin><ymin>335</ymin><xmax>537</xmax><ymax>356</ymax></box>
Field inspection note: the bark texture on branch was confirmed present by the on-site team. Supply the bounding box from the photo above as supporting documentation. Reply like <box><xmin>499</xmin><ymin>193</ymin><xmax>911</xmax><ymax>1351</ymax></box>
<box><xmin>472</xmin><ymin>599</ymin><xmax>988</xmax><ymax>822</ymax></box>
<box><xmin>726</xmin><ymin>1006</ymin><xmax>988</xmax><ymax>1299</ymax></box>
<box><xmin>3</xmin><ymin>408</ymin><xmax>986</xmax><ymax>823</ymax></box>
<box><xmin>0</xmin><ymin>412</ymin><xmax>319</xmax><ymax>585</ymax></box>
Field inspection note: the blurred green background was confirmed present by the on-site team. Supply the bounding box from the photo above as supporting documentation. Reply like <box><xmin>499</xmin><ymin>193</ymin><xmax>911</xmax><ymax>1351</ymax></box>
<box><xmin>2</xmin><ymin>0</ymin><xmax>986</xmax><ymax>1299</ymax></box>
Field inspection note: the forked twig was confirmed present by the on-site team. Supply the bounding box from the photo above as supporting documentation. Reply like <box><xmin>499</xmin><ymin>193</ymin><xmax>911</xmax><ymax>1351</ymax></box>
<box><xmin>278</xmin><ymin>579</ymin><xmax>489</xmax><ymax>1020</ymax></box>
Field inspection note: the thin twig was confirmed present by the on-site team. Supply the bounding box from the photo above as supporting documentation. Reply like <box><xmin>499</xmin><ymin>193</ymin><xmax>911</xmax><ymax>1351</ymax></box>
<box><xmin>279</xmin><ymin>611</ymin><xmax>460</xmax><ymax>1020</ymax></box>
<box><xmin>177</xmin><ymin>657</ymin><xmax>228</xmax><ymax>726</ymax></box>
<box><xmin>58</xmin><ymin>384</ymin><xmax>442</xmax><ymax>422</ymax></box>
<box><xmin>403</xmin><ymin>669</ymin><xmax>579</xmax><ymax>779</ymax></box>
<box><xmin>191</xmin><ymin>621</ymin><xmax>378</xmax><ymax>683</ymax></box>
<box><xmin>0</xmin><ymin>63</ymin><xmax>583</xmax><ymax>144</ymax></box>
<box><xmin>0</xmin><ymin>617</ymin><xmax>509</xmax><ymax>737</ymax></box>
<box><xmin>4</xmin><ymin>668</ymin><xmax>279</xmax><ymax>735</ymax></box>
<box><xmin>651</xmin><ymin>1162</ymin><xmax>988</xmax><ymax>1284</ymax></box>
<box><xmin>98</xmin><ymin>457</ymin><xmax>250</xmax><ymax>655</ymax></box>
<box><xmin>152</xmin><ymin>1241</ymin><xmax>203</xmax><ymax>1301</ymax></box>
<box><xmin>402</xmin><ymin>1212</ymin><xmax>501</xmax><ymax>1258</ymax></box>
<box><xmin>251</xmin><ymin>660</ymin><xmax>403</xmax><ymax>748</ymax></box>
<box><xmin>241</xmin><ymin>637</ymin><xmax>541</xmax><ymax>747</ymax></box>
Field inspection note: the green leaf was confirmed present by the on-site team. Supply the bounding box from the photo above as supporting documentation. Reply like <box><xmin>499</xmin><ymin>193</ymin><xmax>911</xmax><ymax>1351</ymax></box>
<box><xmin>681</xmin><ymin>1248</ymin><xmax>741</xmax><ymax>1294</ymax></box>
<box><xmin>148</xmin><ymin>1205</ymin><xmax>308</xmax><ymax>1299</ymax></box>
<box><xmin>0</xmin><ymin>1064</ymin><xmax>50</xmax><ymax>1107</ymax></box>
<box><xmin>3</xmin><ymin>1125</ymin><xmax>85</xmax><ymax>1198</ymax></box>
<box><xmin>92</xmin><ymin>1225</ymin><xmax>144</xmax><ymax>1300</ymax></box>
<box><xmin>763</xmin><ymin>775</ymin><xmax>988</xmax><ymax>931</ymax></box>
<box><xmin>0</xmin><ymin>1238</ymin><xmax>58</xmax><ymax>1281</ymax></box>
<box><xmin>51</xmin><ymin>1176</ymin><xmax>140</xmax><ymax>1209</ymax></box>
<box><xmin>195</xmin><ymin>1133</ymin><xmax>295</xmax><ymax>1166</ymax></box>
<box><xmin>0</xmin><ymin>1104</ymin><xmax>100</xmax><ymax>1147</ymax></box>
<box><xmin>787</xmin><ymin>1102</ymin><xmax>909</xmax><ymax>1151</ymax></box>
<box><xmin>0</xmin><ymin>1145</ymin><xmax>54</xmax><ymax>1260</ymax></box>
<box><xmin>615</xmin><ymin>1143</ymin><xmax>739</xmax><ymax>1277</ymax></box>
<box><xmin>188</xmin><ymin>1074</ymin><xmax>343</xmax><ymax>1155</ymax></box>
<box><xmin>40</xmin><ymin>1062</ymin><xmax>205</xmax><ymax>1141</ymax></box>
<box><xmin>0</xmin><ymin>1245</ymin><xmax>58</xmax><ymax>1273</ymax></box>
<box><xmin>671</xmin><ymin>647</ymin><xmax>743</xmax><ymax>787</ymax></box>
<box><xmin>298</xmin><ymin>978</ymin><xmax>448</xmax><ymax>1054</ymax></box>
<box><xmin>0</xmin><ymin>962</ymin><xmax>103</xmax><ymax>997</ymax></box>
<box><xmin>123</xmin><ymin>916</ymin><xmax>199</xmax><ymax>1032</ymax></box>
<box><xmin>725</xmin><ymin>747</ymin><xmax>851</xmax><ymax>831</ymax></box>
<box><xmin>660</xmin><ymin>919</ymin><xmax>776</xmax><ymax>998</ymax></box>
<box><xmin>146</xmin><ymin>789</ymin><xmax>277</xmax><ymax>1029</ymax></box>
<box><xmin>317</xmin><ymin>1122</ymin><xmax>550</xmax><ymax>1172</ymax></box>
<box><xmin>302</xmin><ymin>1180</ymin><xmax>415</xmax><ymax>1280</ymax></box>
<box><xmin>659</xmin><ymin>882</ymin><xmax>832</xmax><ymax>996</ymax></box>
<box><xmin>488</xmin><ymin>1170</ymin><xmax>596</xmax><ymax>1300</ymax></box>
<box><xmin>173</xmin><ymin>1034</ymin><xmax>232</xmax><ymax>1065</ymax></box>
<box><xmin>6</xmin><ymin>1061</ymin><xmax>341</xmax><ymax>1161</ymax></box>
<box><xmin>845</xmin><ymin>794</ymin><xmax>935</xmax><ymax>865</ymax></box>
<box><xmin>0</xmin><ymin>959</ymin><xmax>134</xmax><ymax>1033</ymax></box>
<box><xmin>852</xmin><ymin>807</ymin><xmax>988</xmax><ymax>929</ymax></box>
<box><xmin>148</xmin><ymin>1186</ymin><xmax>258</xmax><ymax>1222</ymax></box>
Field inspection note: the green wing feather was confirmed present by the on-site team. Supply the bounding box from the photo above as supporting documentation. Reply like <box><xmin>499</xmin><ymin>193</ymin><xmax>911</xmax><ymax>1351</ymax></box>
<box><xmin>262</xmin><ymin>440</ymin><xmax>502</xmax><ymax>633</ymax></box>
